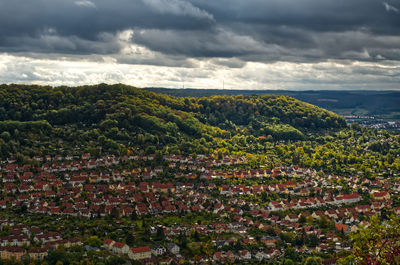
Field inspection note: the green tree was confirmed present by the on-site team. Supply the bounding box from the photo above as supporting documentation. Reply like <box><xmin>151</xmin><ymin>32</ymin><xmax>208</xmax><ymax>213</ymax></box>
<box><xmin>1</xmin><ymin>131</ymin><xmax>10</xmax><ymax>141</ymax></box>
<box><xmin>284</xmin><ymin>259</ymin><xmax>295</xmax><ymax>265</ymax></box>
<box><xmin>110</xmin><ymin>208</ymin><xmax>119</xmax><ymax>219</ymax></box>
<box><xmin>125</xmin><ymin>233</ymin><xmax>135</xmax><ymax>247</ymax></box>
<box><xmin>284</xmin><ymin>247</ymin><xmax>298</xmax><ymax>261</ymax></box>
<box><xmin>299</xmin><ymin>214</ymin><xmax>306</xmax><ymax>225</ymax></box>
<box><xmin>303</xmin><ymin>256</ymin><xmax>322</xmax><ymax>265</ymax></box>
<box><xmin>156</xmin><ymin>226</ymin><xmax>165</xmax><ymax>241</ymax></box>
<box><xmin>337</xmin><ymin>215</ymin><xmax>400</xmax><ymax>265</ymax></box>
<box><xmin>85</xmin><ymin>236</ymin><xmax>102</xmax><ymax>248</ymax></box>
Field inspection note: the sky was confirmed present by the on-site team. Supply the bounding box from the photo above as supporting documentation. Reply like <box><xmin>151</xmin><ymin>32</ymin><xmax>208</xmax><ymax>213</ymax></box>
<box><xmin>1</xmin><ymin>0</ymin><xmax>400</xmax><ymax>90</ymax></box>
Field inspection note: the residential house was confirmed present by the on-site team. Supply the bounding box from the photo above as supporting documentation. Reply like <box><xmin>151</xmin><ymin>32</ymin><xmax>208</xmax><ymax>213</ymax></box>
<box><xmin>240</xmin><ymin>250</ymin><xmax>251</xmax><ymax>260</ymax></box>
<box><xmin>129</xmin><ymin>246</ymin><xmax>152</xmax><ymax>260</ymax></box>
<box><xmin>151</xmin><ymin>244</ymin><xmax>166</xmax><ymax>256</ymax></box>
<box><xmin>335</xmin><ymin>223</ymin><xmax>350</xmax><ymax>235</ymax></box>
<box><xmin>103</xmin><ymin>239</ymin><xmax>115</xmax><ymax>250</ymax></box>
<box><xmin>285</xmin><ymin>213</ymin><xmax>298</xmax><ymax>222</ymax></box>
<box><xmin>0</xmin><ymin>247</ymin><xmax>26</xmax><ymax>261</ymax></box>
<box><xmin>372</xmin><ymin>191</ymin><xmax>390</xmax><ymax>201</ymax></box>
<box><xmin>335</xmin><ymin>193</ymin><xmax>360</xmax><ymax>204</ymax></box>
<box><xmin>29</xmin><ymin>248</ymin><xmax>48</xmax><ymax>260</ymax></box>
<box><xmin>167</xmin><ymin>243</ymin><xmax>180</xmax><ymax>255</ymax></box>
<box><xmin>111</xmin><ymin>242</ymin><xmax>130</xmax><ymax>255</ymax></box>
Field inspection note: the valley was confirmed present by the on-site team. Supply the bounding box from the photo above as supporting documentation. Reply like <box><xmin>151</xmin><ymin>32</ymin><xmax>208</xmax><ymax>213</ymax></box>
<box><xmin>0</xmin><ymin>84</ymin><xmax>398</xmax><ymax>264</ymax></box>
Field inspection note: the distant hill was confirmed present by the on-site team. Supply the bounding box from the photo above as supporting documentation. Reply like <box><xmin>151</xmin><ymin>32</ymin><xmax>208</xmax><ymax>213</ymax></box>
<box><xmin>145</xmin><ymin>88</ymin><xmax>400</xmax><ymax>120</ymax></box>
<box><xmin>0</xmin><ymin>83</ymin><xmax>345</xmax><ymax>158</ymax></box>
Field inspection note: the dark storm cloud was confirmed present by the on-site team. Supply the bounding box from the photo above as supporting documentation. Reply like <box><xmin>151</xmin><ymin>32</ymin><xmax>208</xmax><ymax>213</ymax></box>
<box><xmin>0</xmin><ymin>0</ymin><xmax>215</xmax><ymax>54</ymax></box>
<box><xmin>1</xmin><ymin>0</ymin><xmax>400</xmax><ymax>63</ymax></box>
<box><xmin>0</xmin><ymin>0</ymin><xmax>214</xmax><ymax>38</ymax></box>
<box><xmin>192</xmin><ymin>0</ymin><xmax>400</xmax><ymax>34</ymax></box>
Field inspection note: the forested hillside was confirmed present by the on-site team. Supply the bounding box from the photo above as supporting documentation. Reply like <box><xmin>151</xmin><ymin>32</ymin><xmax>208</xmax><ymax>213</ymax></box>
<box><xmin>0</xmin><ymin>83</ymin><xmax>344</xmax><ymax>157</ymax></box>
<box><xmin>0</xmin><ymin>83</ymin><xmax>398</xmax><ymax>178</ymax></box>
<box><xmin>146</xmin><ymin>88</ymin><xmax>400</xmax><ymax>121</ymax></box>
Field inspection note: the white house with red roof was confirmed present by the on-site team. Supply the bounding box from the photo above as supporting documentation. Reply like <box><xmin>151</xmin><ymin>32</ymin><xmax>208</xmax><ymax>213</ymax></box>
<box><xmin>111</xmin><ymin>242</ymin><xmax>130</xmax><ymax>255</ymax></box>
<box><xmin>335</xmin><ymin>193</ymin><xmax>360</xmax><ymax>204</ymax></box>
<box><xmin>372</xmin><ymin>191</ymin><xmax>390</xmax><ymax>201</ymax></box>
<box><xmin>128</xmin><ymin>246</ymin><xmax>151</xmax><ymax>260</ymax></box>
<box><xmin>103</xmin><ymin>239</ymin><xmax>115</xmax><ymax>250</ymax></box>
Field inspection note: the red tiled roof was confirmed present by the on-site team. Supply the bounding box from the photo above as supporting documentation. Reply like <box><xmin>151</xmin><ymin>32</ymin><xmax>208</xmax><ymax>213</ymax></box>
<box><xmin>340</xmin><ymin>193</ymin><xmax>360</xmax><ymax>199</ymax></box>
<box><xmin>103</xmin><ymin>239</ymin><xmax>114</xmax><ymax>245</ymax></box>
<box><xmin>112</xmin><ymin>242</ymin><xmax>126</xmax><ymax>249</ymax></box>
<box><xmin>335</xmin><ymin>223</ymin><xmax>348</xmax><ymax>231</ymax></box>
<box><xmin>131</xmin><ymin>246</ymin><xmax>150</xmax><ymax>253</ymax></box>
<box><xmin>373</xmin><ymin>191</ymin><xmax>388</xmax><ymax>197</ymax></box>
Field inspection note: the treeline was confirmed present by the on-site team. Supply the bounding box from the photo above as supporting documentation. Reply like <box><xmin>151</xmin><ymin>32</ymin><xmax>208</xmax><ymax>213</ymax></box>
<box><xmin>196</xmin><ymin>95</ymin><xmax>345</xmax><ymax>131</ymax></box>
<box><xmin>0</xmin><ymin>120</ymin><xmax>51</xmax><ymax>133</ymax></box>
<box><xmin>146</xmin><ymin>87</ymin><xmax>400</xmax><ymax>118</ymax></box>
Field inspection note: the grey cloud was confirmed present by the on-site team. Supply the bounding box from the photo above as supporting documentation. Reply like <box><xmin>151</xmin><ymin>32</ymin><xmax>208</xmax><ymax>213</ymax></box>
<box><xmin>0</xmin><ymin>0</ymin><xmax>213</xmax><ymax>40</ymax></box>
<box><xmin>383</xmin><ymin>2</ymin><xmax>399</xmax><ymax>13</ymax></box>
<box><xmin>211</xmin><ymin>58</ymin><xmax>246</xmax><ymax>68</ymax></box>
<box><xmin>0</xmin><ymin>30</ymin><xmax>122</xmax><ymax>54</ymax></box>
<box><xmin>192</xmin><ymin>0</ymin><xmax>400</xmax><ymax>33</ymax></box>
<box><xmin>0</xmin><ymin>0</ymin><xmax>400</xmax><ymax>67</ymax></box>
<box><xmin>132</xmin><ymin>27</ymin><xmax>269</xmax><ymax>58</ymax></box>
<box><xmin>142</xmin><ymin>0</ymin><xmax>214</xmax><ymax>21</ymax></box>
<box><xmin>115</xmin><ymin>54</ymin><xmax>198</xmax><ymax>68</ymax></box>
<box><xmin>75</xmin><ymin>0</ymin><xmax>97</xmax><ymax>8</ymax></box>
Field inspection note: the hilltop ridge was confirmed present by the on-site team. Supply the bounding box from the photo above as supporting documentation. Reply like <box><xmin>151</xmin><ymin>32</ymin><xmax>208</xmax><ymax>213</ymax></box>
<box><xmin>0</xmin><ymin>83</ymin><xmax>345</xmax><ymax>158</ymax></box>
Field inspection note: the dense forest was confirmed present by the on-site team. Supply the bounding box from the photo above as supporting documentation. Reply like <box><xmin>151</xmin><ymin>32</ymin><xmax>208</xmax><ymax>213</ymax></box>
<box><xmin>0</xmin><ymin>83</ymin><xmax>344</xmax><ymax>154</ymax></box>
<box><xmin>146</xmin><ymin>88</ymin><xmax>400</xmax><ymax>120</ymax></box>
<box><xmin>0</xmin><ymin>83</ymin><xmax>398</xmax><ymax>177</ymax></box>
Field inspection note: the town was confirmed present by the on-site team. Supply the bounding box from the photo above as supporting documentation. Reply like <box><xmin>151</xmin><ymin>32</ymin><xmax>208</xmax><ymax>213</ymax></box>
<box><xmin>343</xmin><ymin>115</ymin><xmax>400</xmax><ymax>130</ymax></box>
<box><xmin>0</xmin><ymin>151</ymin><xmax>398</xmax><ymax>264</ymax></box>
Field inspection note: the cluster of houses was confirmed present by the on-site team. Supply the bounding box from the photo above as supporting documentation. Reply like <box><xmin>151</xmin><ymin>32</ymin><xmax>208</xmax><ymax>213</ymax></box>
<box><xmin>102</xmin><ymin>239</ymin><xmax>182</xmax><ymax>264</ymax></box>
<box><xmin>212</xmin><ymin>248</ymin><xmax>281</xmax><ymax>263</ymax></box>
<box><xmin>103</xmin><ymin>239</ymin><xmax>152</xmax><ymax>261</ymax></box>
<box><xmin>0</xmin><ymin>152</ymin><xmax>398</xmax><ymax>263</ymax></box>
<box><xmin>0</xmin><ymin>220</ymin><xmax>81</xmax><ymax>261</ymax></box>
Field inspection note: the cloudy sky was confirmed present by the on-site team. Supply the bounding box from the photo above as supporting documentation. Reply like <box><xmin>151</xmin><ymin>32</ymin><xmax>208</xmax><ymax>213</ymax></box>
<box><xmin>1</xmin><ymin>0</ymin><xmax>400</xmax><ymax>90</ymax></box>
